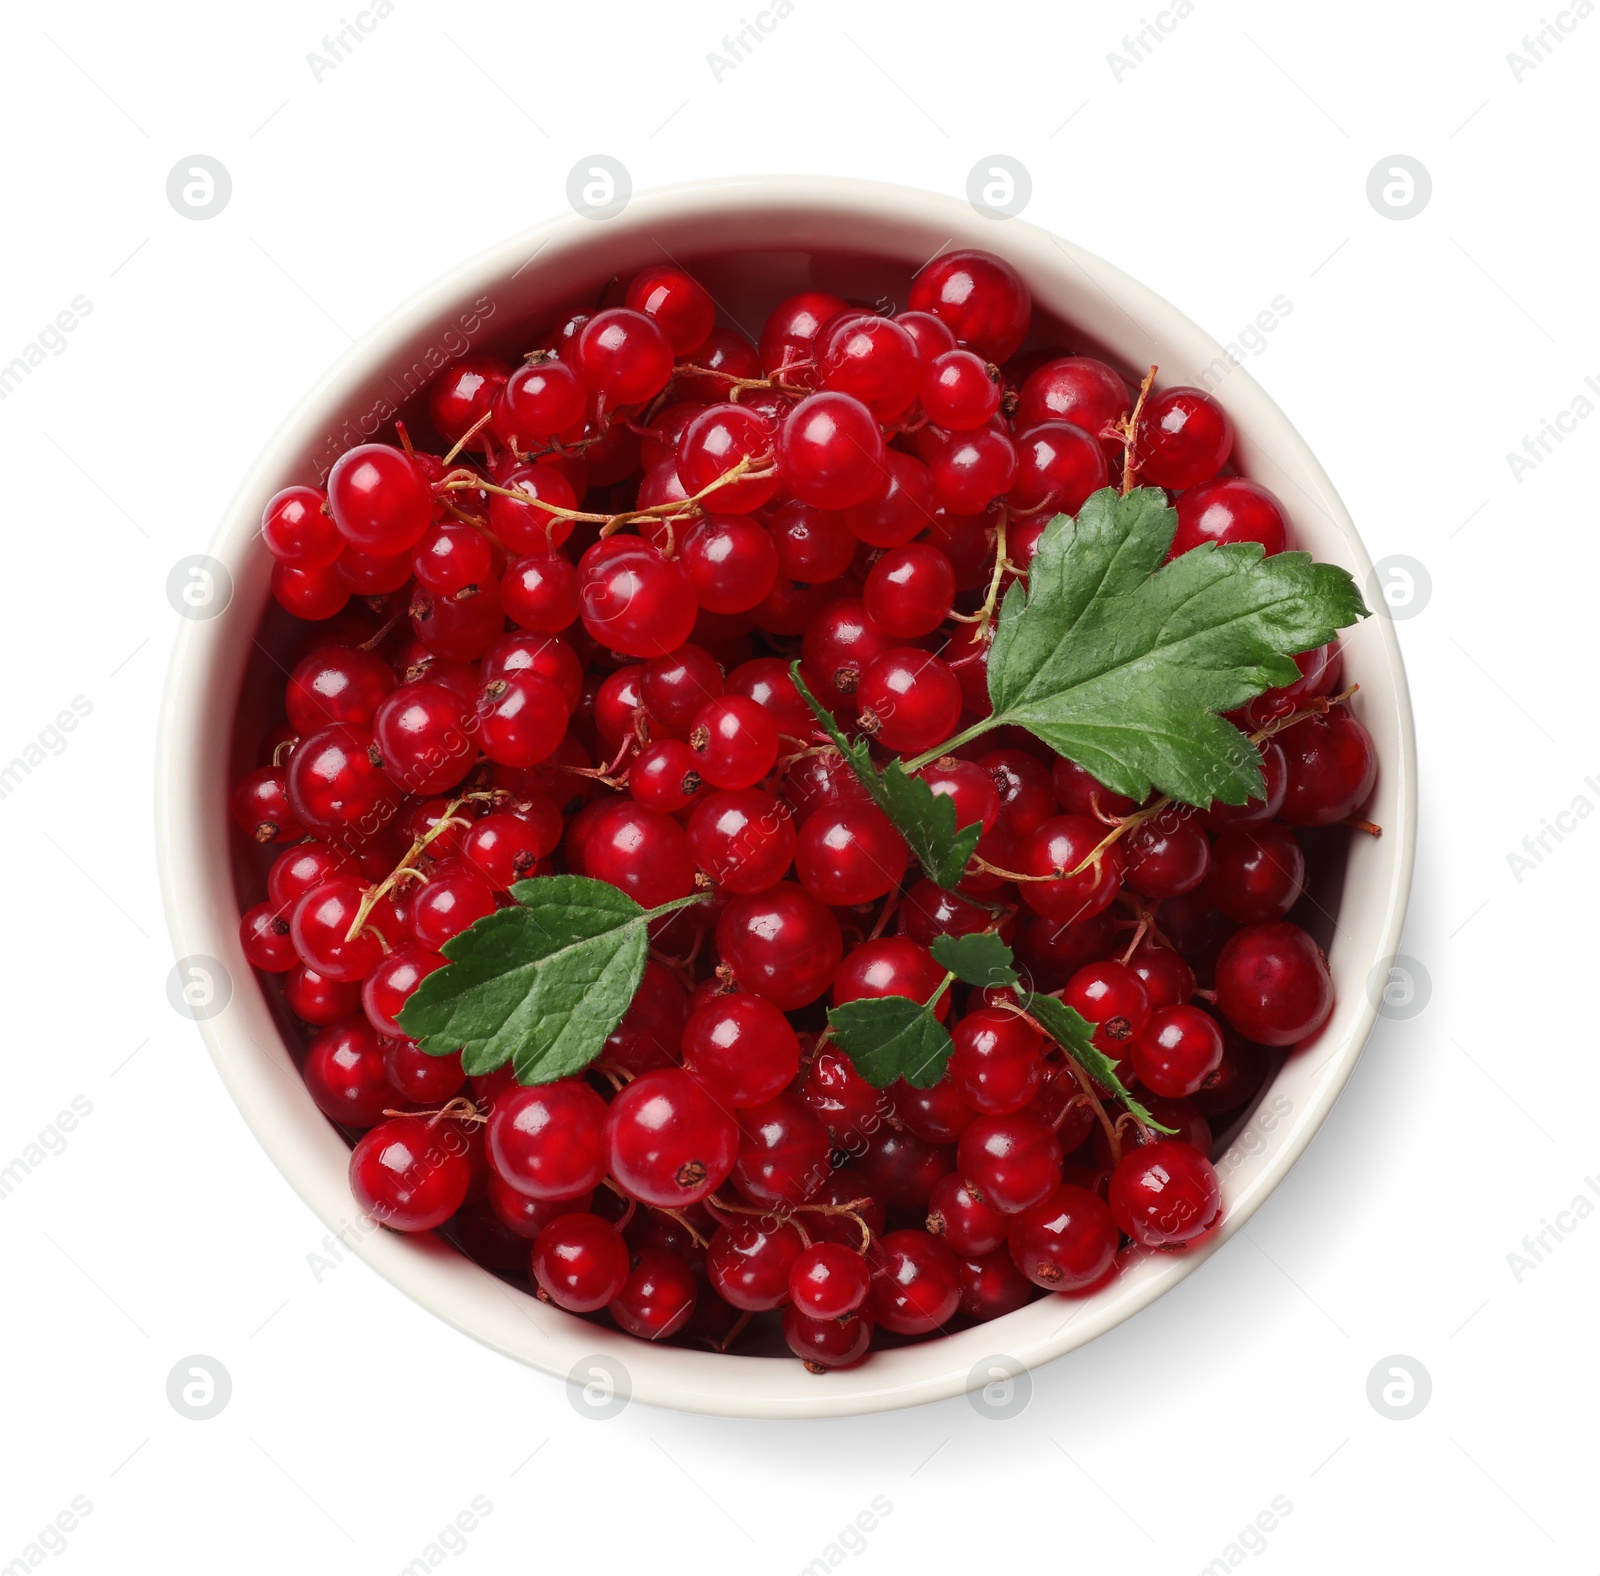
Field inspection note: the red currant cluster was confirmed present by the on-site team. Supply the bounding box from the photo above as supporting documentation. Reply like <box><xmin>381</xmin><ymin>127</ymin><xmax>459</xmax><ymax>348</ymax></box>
<box><xmin>236</xmin><ymin>248</ymin><xmax>1377</xmax><ymax>1369</ymax></box>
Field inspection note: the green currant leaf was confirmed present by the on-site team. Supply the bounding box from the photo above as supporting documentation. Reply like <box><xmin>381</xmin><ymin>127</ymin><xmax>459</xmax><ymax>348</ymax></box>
<box><xmin>827</xmin><ymin>973</ymin><xmax>956</xmax><ymax>1090</ymax></box>
<box><xmin>397</xmin><ymin>876</ymin><xmax>706</xmax><ymax>1084</ymax></box>
<box><xmin>1023</xmin><ymin>991</ymin><xmax>1176</xmax><ymax>1134</ymax></box>
<box><xmin>929</xmin><ymin>930</ymin><xmax>1019</xmax><ymax>991</ymax></box>
<box><xmin>789</xmin><ymin>663</ymin><xmax>982</xmax><ymax>888</ymax></box>
<box><xmin>986</xmin><ymin>486</ymin><xmax>1368</xmax><ymax>807</ymax></box>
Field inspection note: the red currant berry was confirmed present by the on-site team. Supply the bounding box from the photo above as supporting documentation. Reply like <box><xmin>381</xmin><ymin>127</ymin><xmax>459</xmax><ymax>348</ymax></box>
<box><xmin>725</xmin><ymin>657</ymin><xmax>813</xmax><ymax>740</ymax></box>
<box><xmin>783</xmin><ymin>1307</ymin><xmax>874</xmax><ymax>1370</ymax></box>
<box><xmin>1108</xmin><ymin>1139</ymin><xmax>1222</xmax><ymax>1247</ymax></box>
<box><xmin>383</xmin><ymin>1036</ymin><xmax>464</xmax><ymax>1104</ymax></box>
<box><xmin>681</xmin><ymin>514</ymin><xmax>779</xmax><ymax>613</ymax></box>
<box><xmin>428</xmin><ymin>354</ymin><xmax>509</xmax><ymax>447</ymax></box>
<box><xmin>1064</xmin><ymin>959</ymin><xmax>1151</xmax><ymax>1061</ymax></box>
<box><xmin>1007</xmin><ymin>1183</ymin><xmax>1119</xmax><ymax>1289</ymax></box>
<box><xmin>687</xmin><ymin>695</ymin><xmax>778</xmax><ymax>790</ymax></box>
<box><xmin>862</xmin><ymin>543</ymin><xmax>956</xmax><ymax>639</ymax></box>
<box><xmin>869</xmin><ymin>1229</ymin><xmax>962</xmax><ymax>1335</ymax></box>
<box><xmin>957</xmin><ymin>1111</ymin><xmax>1063</xmax><ymax>1214</ymax></box>
<box><xmin>895</xmin><ymin>309</ymin><xmax>957</xmax><ymax>362</ymax></box>
<box><xmin>531</xmin><ymin>1213</ymin><xmax>630</xmax><ymax>1311</ymax></box>
<box><xmin>1172</xmin><ymin>477</ymin><xmax>1288</xmax><ymax>558</ymax></box>
<box><xmin>926</xmin><ymin>1172</ymin><xmax>1009</xmax><ymax>1256</ymax></box>
<box><xmin>290</xmin><ymin>878</ymin><xmax>383</xmax><ymax>982</ymax></box>
<box><xmin>833</xmin><ymin>936</ymin><xmax>951</xmax><ymax>1016</ymax></box>
<box><xmin>689</xmin><ymin>788</ymin><xmax>795</xmax><ymax>893</ymax></box>
<box><xmin>758</xmin><ymin>290</ymin><xmax>846</xmax><ymax>377</ymax></box>
<box><xmin>327</xmin><ymin>444</ymin><xmax>433</xmax><ymax>555</ymax></box>
<box><xmin>581</xmin><ymin>801</ymin><xmax>698</xmax><ymax>908</ymax></box>
<box><xmin>958</xmin><ymin>1250</ymin><xmax>1036</xmax><ymax>1320</ymax></box>
<box><xmin>231</xmin><ymin>767</ymin><xmax>303</xmax><ymax>844</ymax></box>
<box><xmin>930</xmin><ymin>427</ymin><xmax>1017</xmax><ymax>514</ymax></box>
<box><xmin>285</xmin><ymin>963</ymin><xmax>362</xmax><ymax>1025</ymax></box>
<box><xmin>476</xmin><ymin>671</ymin><xmax>568</xmax><ymax>768</ymax></box>
<box><xmin>272</xmin><ymin>559</ymin><xmax>349</xmax><ymax>620</ymax></box>
<box><xmin>1277</xmin><ymin>711</ymin><xmax>1377</xmax><ymax>827</ymax></box>
<box><xmin>678</xmin><ymin>325</ymin><xmax>762</xmax><ymax>401</ymax></box>
<box><xmin>716</xmin><ymin>882</ymin><xmax>843</xmax><ymax>1009</ymax></box>
<box><xmin>1122</xmin><ymin>808</ymin><xmax>1210</xmax><ymax>900</ymax></box>
<box><xmin>814</xmin><ymin>312</ymin><xmax>920</xmax><ymax>419</ymax></box>
<box><xmin>373</xmin><ymin>681</ymin><xmax>477</xmax><ymax>797</ymax></box>
<box><xmin>1215</xmin><ymin>921</ymin><xmax>1333</xmax><ymax>1046</ymax></box>
<box><xmin>605</xmin><ymin>1068</ymin><xmax>740</xmax><ymax>1207</ymax></box>
<box><xmin>949</xmin><ymin>1009</ymin><xmax>1045</xmax><ymax>1115</ymax></box>
<box><xmin>578</xmin><ymin>538</ymin><xmax>698</xmax><ymax>658</ymax></box>
<box><xmin>240</xmin><ymin>901</ymin><xmax>297</xmax><ymax>971</ymax></box>
<box><xmin>789</xmin><ymin>1242</ymin><xmax>871</xmax><ymax>1320</ymax></box>
<box><xmin>1205</xmin><ymin>822</ymin><xmax>1305</xmax><ymax>923</ymax></box>
<box><xmin>795</xmin><ymin>801</ymin><xmax>907</xmax><ymax>906</ymax></box>
<box><xmin>677</xmin><ymin>404</ymin><xmax>781</xmax><ymax>513</ymax></box>
<box><xmin>733</xmin><ymin>1090</ymin><xmax>831</xmax><ymax>1207</ymax></box>
<box><xmin>349</xmin><ymin>1116</ymin><xmax>470</xmax><ymax>1231</ymax></box>
<box><xmin>461</xmin><ymin>812</ymin><xmax>550</xmax><ymax>891</ymax></box>
<box><xmin>1137</xmin><ymin>386</ymin><xmax>1233</xmax><ymax>489</ymax></box>
<box><xmin>800</xmin><ymin>597</ymin><xmax>892</xmax><ymax>715</ymax></box>
<box><xmin>857</xmin><ymin>648</ymin><xmax>962</xmax><ymax>754</ymax></box>
<box><xmin>287</xmin><ymin>723</ymin><xmax>401</xmax><ymax>838</ymax></box>
<box><xmin>1007</xmin><ymin>421</ymin><xmax>1109</xmax><ymax>515</ymax></box>
<box><xmin>625</xmin><ymin>265</ymin><xmax>715</xmax><ymax>355</ymax></box>
<box><xmin>262</xmin><ymin>485</ymin><xmax>340</xmax><ymax>568</ymax></box>
<box><xmin>920</xmin><ymin>349</ymin><xmax>1001</xmax><ymax>430</ymax></box>
<box><xmin>487</xmin><ymin>462</ymin><xmax>578</xmax><ymax>554</ymax></box>
<box><xmin>495</xmin><ymin>355</ymin><xmax>586</xmax><ymax>442</ymax></box>
<box><xmin>575</xmin><ymin>308</ymin><xmax>675</xmax><ymax>405</ymax></box>
<box><xmin>707</xmin><ymin>1218</ymin><xmax>806</xmax><ymax>1310</ymax></box>
<box><xmin>842</xmin><ymin>450</ymin><xmax>938</xmax><ymax>549</ymax></box>
<box><xmin>609</xmin><ymin>1249</ymin><xmax>699</xmax><ymax>1341</ymax></box>
<box><xmin>487</xmin><ymin>1080</ymin><xmax>608</xmax><ymax>1199</ymax></box>
<box><xmin>630</xmin><ymin>739</ymin><xmax>705</xmax><ymax>814</ymax></box>
<box><xmin>1016</xmin><ymin>357</ymin><xmax>1131</xmax><ymax>453</ymax></box>
<box><xmin>1015</xmin><ymin>815</ymin><xmax>1124</xmax><ymax>923</ymax></box>
<box><xmin>769</xmin><ymin>498</ymin><xmax>855</xmax><ymax>583</ymax></box>
<box><xmin>681</xmin><ymin>994</ymin><xmax>801</xmax><ymax>1108</ymax></box>
<box><xmin>303</xmin><ymin>1018</ymin><xmax>394</xmax><ymax>1127</ymax></box>
<box><xmin>1130</xmin><ymin>1005</ymin><xmax>1225</xmax><ymax>1099</ymax></box>
<box><xmin>361</xmin><ymin>944</ymin><xmax>444</xmax><ymax>1038</ymax></box>
<box><xmin>908</xmin><ymin>250</ymin><xmax>1031</xmax><ymax>363</ymax></box>
<box><xmin>779</xmin><ymin>392</ymin><xmax>886</xmax><ymax>510</ymax></box>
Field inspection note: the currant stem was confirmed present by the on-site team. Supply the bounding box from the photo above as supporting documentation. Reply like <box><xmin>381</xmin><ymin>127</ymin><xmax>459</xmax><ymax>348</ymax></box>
<box><xmin>1119</xmin><ymin>364</ymin><xmax>1159</xmax><ymax>497</ymax></box>
<box><xmin>344</xmin><ymin>790</ymin><xmax>496</xmax><ymax>942</ymax></box>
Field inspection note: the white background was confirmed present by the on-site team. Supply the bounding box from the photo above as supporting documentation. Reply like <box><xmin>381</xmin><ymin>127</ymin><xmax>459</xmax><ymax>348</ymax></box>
<box><xmin>1</xmin><ymin>0</ymin><xmax>1593</xmax><ymax>1571</ymax></box>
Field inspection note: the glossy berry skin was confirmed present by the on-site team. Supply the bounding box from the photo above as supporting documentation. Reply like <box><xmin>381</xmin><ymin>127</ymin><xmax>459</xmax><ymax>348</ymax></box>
<box><xmin>769</xmin><ymin>499</ymin><xmax>856</xmax><ymax>583</ymax></box>
<box><xmin>1122</xmin><ymin>809</ymin><xmax>1210</xmax><ymax>900</ymax></box>
<box><xmin>1064</xmin><ymin>960</ymin><xmax>1151</xmax><ymax>1061</ymax></box>
<box><xmin>373</xmin><ymin>681</ymin><xmax>477</xmax><ymax>796</ymax></box>
<box><xmin>682</xmin><ymin>515</ymin><xmax>780</xmax><ymax>613</ymax></box>
<box><xmin>758</xmin><ymin>289</ymin><xmax>846</xmax><ymax>376</ymax></box>
<box><xmin>925</xmin><ymin>1172</ymin><xmax>1009</xmax><ymax>1257</ymax></box>
<box><xmin>410</xmin><ymin>860</ymin><xmax>497</xmax><ymax>950</ymax></box>
<box><xmin>383</xmin><ymin>1036</ymin><xmax>465</xmax><ymax>1105</ymax></box>
<box><xmin>948</xmin><ymin>1009</ymin><xmax>1045</xmax><ymax>1115</ymax></box>
<box><xmin>609</xmin><ymin>1249</ymin><xmax>699</xmax><ymax>1341</ymax></box>
<box><xmin>1108</xmin><ymin>1140</ymin><xmax>1222</xmax><ymax>1247</ymax></box>
<box><xmin>412</xmin><ymin>520</ymin><xmax>494</xmax><ymax>598</ymax></box>
<box><xmin>625</xmin><ymin>265</ymin><xmax>714</xmax><ymax>355</ymax></box>
<box><xmin>578</xmin><ymin>540</ymin><xmax>698</xmax><ymax>658</ymax></box>
<box><xmin>680</xmin><ymin>994</ymin><xmax>800</xmax><ymax>1107</ymax></box>
<box><xmin>531</xmin><ymin>1213</ymin><xmax>631</xmax><ymax>1311</ymax></box>
<box><xmin>1051</xmin><ymin>758</ymin><xmax>1136</xmax><ymax>821</ymax></box>
<box><xmin>1130</xmin><ymin>1005</ymin><xmax>1225</xmax><ymax>1099</ymax></box>
<box><xmin>580</xmin><ymin>801</ymin><xmax>697</xmax><ymax>909</ymax></box>
<box><xmin>1172</xmin><ymin>477</ymin><xmax>1289</xmax><ymax>558</ymax></box>
<box><xmin>272</xmin><ymin>559</ymin><xmax>349</xmax><ymax>620</ymax></box>
<box><xmin>688</xmin><ymin>789</ymin><xmax>795</xmax><ymax>893</ymax></box>
<box><xmin>801</xmin><ymin>597</ymin><xmax>892</xmax><ymax>715</ymax></box>
<box><xmin>677</xmin><ymin>405</ymin><xmax>781</xmax><ymax>514</ymax></box>
<box><xmin>916</xmin><ymin>758</ymin><xmax>1001</xmax><ymax>837</ymax></box>
<box><xmin>779</xmin><ymin>392</ymin><xmax>886</xmax><ymax>509</ymax></box>
<box><xmin>286</xmin><ymin>647</ymin><xmax>396</xmax><ymax>737</ymax></box>
<box><xmin>231</xmin><ymin>767</ymin><xmax>303</xmax><ymax>844</ymax></box>
<box><xmin>285</xmin><ymin>963</ymin><xmax>362</xmax><ymax>1026</ymax></box>
<box><xmin>677</xmin><ymin>326</ymin><xmax>761</xmax><ymax>401</ymax></box>
<box><xmin>930</xmin><ymin>427</ymin><xmax>1018</xmax><ymax>514</ymax></box>
<box><xmin>708</xmin><ymin>1219</ymin><xmax>806</xmax><ymax>1311</ymax></box>
<box><xmin>428</xmin><ymin>354</ymin><xmax>509</xmax><ymax>446</ymax></box>
<box><xmin>488</xmin><ymin>462</ymin><xmax>578</xmax><ymax>554</ymax></box>
<box><xmin>783</xmin><ymin>1307</ymin><xmax>874</xmax><ymax>1370</ymax></box>
<box><xmin>1201</xmin><ymin>738</ymin><xmax>1288</xmax><ymax>829</ymax></box>
<box><xmin>788</xmin><ymin>1242</ymin><xmax>872</xmax><ymax>1320</ymax></box>
<box><xmin>349</xmin><ymin>1117</ymin><xmax>470</xmax><ymax>1231</ymax></box>
<box><xmin>1215</xmin><ymin>921</ymin><xmax>1333</xmax><ymax>1046</ymax></box>
<box><xmin>832</xmin><ymin>937</ymin><xmax>950</xmax><ymax>1017</ymax></box>
<box><xmin>360</xmin><ymin>944</ymin><xmax>444</xmax><ymax>1038</ymax></box>
<box><xmin>240</xmin><ymin>902</ymin><xmax>296</xmax><ymax>971</ymax></box>
<box><xmin>732</xmin><ymin>1091</ymin><xmax>831</xmax><ymax>1206</ymax></box>
<box><xmin>327</xmin><ymin>444</ymin><xmax>433</xmax><ymax>556</ymax></box>
<box><xmin>1016</xmin><ymin>815</ymin><xmax>1125</xmax><ymax>923</ymax></box>
<box><xmin>461</xmin><ymin>812</ymin><xmax>550</xmax><ymax>890</ymax></box>
<box><xmin>1016</xmin><ymin>357</ymin><xmax>1131</xmax><ymax>452</ymax></box>
<box><xmin>795</xmin><ymin>801</ymin><xmax>907</xmax><ymax>906</ymax></box>
<box><xmin>1007</xmin><ymin>1184</ymin><xmax>1120</xmax><ymax>1290</ymax></box>
<box><xmin>863</xmin><ymin>543</ymin><xmax>956</xmax><ymax>639</ymax></box>
<box><xmin>857</xmin><ymin>648</ymin><xmax>962</xmax><ymax>754</ymax></box>
<box><xmin>958</xmin><ymin>1251</ymin><xmax>1036</xmax><ymax>1321</ymax></box>
<box><xmin>1277</xmin><ymin>711</ymin><xmax>1377</xmax><ymax>827</ymax></box>
<box><xmin>1137</xmin><ymin>386</ymin><xmax>1233</xmax><ymax>490</ymax></box>
<box><xmin>688</xmin><ymin>695</ymin><xmax>778</xmax><ymax>789</ymax></box>
<box><xmin>920</xmin><ymin>348</ymin><xmax>1001</xmax><ymax>430</ymax></box>
<box><xmin>957</xmin><ymin>1112</ymin><xmax>1063</xmax><ymax>1215</ymax></box>
<box><xmin>286</xmin><ymin>723</ymin><xmax>399</xmax><ymax>839</ymax></box>
<box><xmin>908</xmin><ymin>250</ymin><xmax>1031</xmax><ymax>363</ymax></box>
<box><xmin>262</xmin><ymin>485</ymin><xmax>341</xmax><ymax>568</ymax></box>
<box><xmin>869</xmin><ymin>1229</ymin><xmax>962</xmax><ymax>1336</ymax></box>
<box><xmin>814</xmin><ymin>312</ymin><xmax>921</xmax><ymax>419</ymax></box>
<box><xmin>1128</xmin><ymin>943</ymin><xmax>1195</xmax><ymax>1010</ymax></box>
<box><xmin>641</xmin><ymin>644</ymin><xmax>725</xmax><ymax>735</ymax></box>
<box><xmin>488</xmin><ymin>1080</ymin><xmax>610</xmax><ymax>1200</ymax></box>
<box><xmin>893</xmin><ymin>1079</ymin><xmax>972</xmax><ymax>1147</ymax></box>
<box><xmin>302</xmin><ymin>1018</ymin><xmax>395</xmax><ymax>1128</ymax></box>
<box><xmin>575</xmin><ymin>308</ymin><xmax>674</xmax><ymax>405</ymax></box>
<box><xmin>631</xmin><ymin>739</ymin><xmax>704</xmax><ymax>814</ymax></box>
<box><xmin>476</xmin><ymin>671</ymin><xmax>568</xmax><ymax>768</ymax></box>
<box><xmin>290</xmin><ymin>878</ymin><xmax>383</xmax><ymax>983</ymax></box>
<box><xmin>496</xmin><ymin>356</ymin><xmax>586</xmax><ymax>442</ymax></box>
<box><xmin>486</xmin><ymin>1174</ymin><xmax>592</xmax><ymax>1240</ymax></box>
<box><xmin>1008</xmin><ymin>421</ymin><xmax>1108</xmax><ymax>516</ymax></box>
<box><xmin>605</xmin><ymin>1068</ymin><xmax>740</xmax><ymax>1208</ymax></box>
<box><xmin>716</xmin><ymin>883</ymin><xmax>843</xmax><ymax>1010</ymax></box>
<box><xmin>843</xmin><ymin>450</ymin><xmax>938</xmax><ymax>549</ymax></box>
<box><xmin>895</xmin><ymin>309</ymin><xmax>957</xmax><ymax>362</ymax></box>
<box><xmin>1206</xmin><ymin>822</ymin><xmax>1306</xmax><ymax>923</ymax></box>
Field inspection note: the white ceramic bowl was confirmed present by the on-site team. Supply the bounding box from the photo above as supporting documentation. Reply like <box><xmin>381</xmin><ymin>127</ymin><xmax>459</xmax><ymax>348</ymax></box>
<box><xmin>156</xmin><ymin>175</ymin><xmax>1416</xmax><ymax>1418</ymax></box>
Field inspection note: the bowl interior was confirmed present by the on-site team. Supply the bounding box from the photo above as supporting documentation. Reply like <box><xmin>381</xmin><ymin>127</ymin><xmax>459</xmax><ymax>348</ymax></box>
<box><xmin>161</xmin><ymin>176</ymin><xmax>1415</xmax><ymax>1418</ymax></box>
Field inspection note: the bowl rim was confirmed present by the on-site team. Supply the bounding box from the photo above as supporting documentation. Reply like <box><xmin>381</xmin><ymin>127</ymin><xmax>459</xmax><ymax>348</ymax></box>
<box><xmin>156</xmin><ymin>173</ymin><xmax>1417</xmax><ymax>1419</ymax></box>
